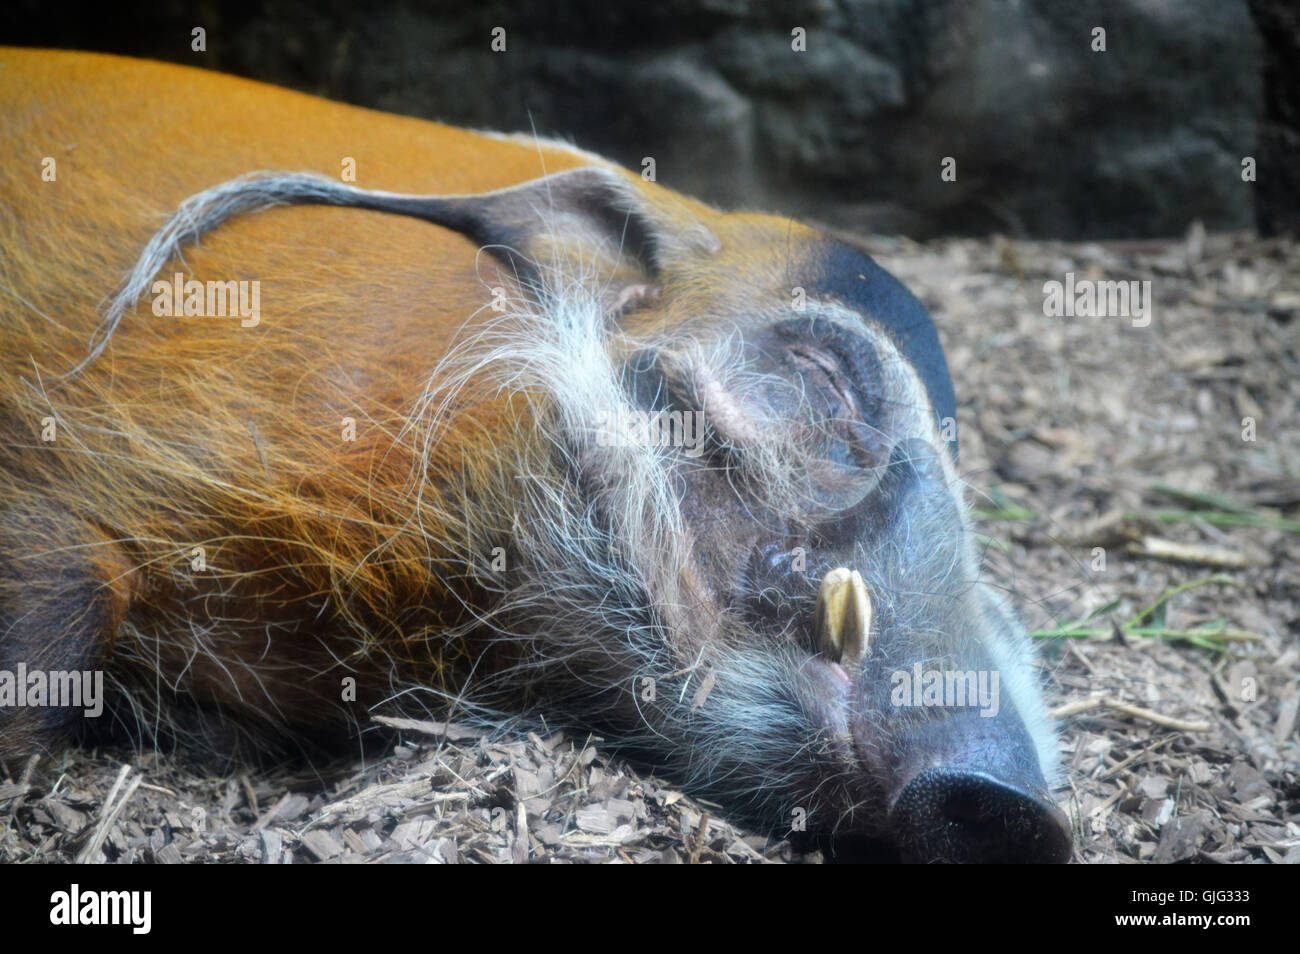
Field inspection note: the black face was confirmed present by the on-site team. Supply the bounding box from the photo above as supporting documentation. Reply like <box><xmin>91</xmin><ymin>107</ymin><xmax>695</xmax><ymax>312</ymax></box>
<box><xmin>803</xmin><ymin>241</ymin><xmax>958</xmax><ymax>445</ymax></box>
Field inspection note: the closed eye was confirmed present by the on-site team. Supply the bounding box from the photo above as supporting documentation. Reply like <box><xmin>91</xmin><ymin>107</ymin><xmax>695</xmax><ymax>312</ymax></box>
<box><xmin>776</xmin><ymin>320</ymin><xmax>891</xmax><ymax>472</ymax></box>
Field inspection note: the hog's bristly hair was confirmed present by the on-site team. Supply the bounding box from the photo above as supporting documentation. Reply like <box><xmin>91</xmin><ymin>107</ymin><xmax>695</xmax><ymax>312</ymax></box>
<box><xmin>2</xmin><ymin>53</ymin><xmax>1074</xmax><ymax>862</ymax></box>
<box><xmin>38</xmin><ymin>170</ymin><xmax>879</xmax><ymax>825</ymax></box>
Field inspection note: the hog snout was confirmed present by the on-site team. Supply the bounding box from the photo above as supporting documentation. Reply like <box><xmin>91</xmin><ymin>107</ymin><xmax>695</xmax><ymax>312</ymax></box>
<box><xmin>890</xmin><ymin>768</ymin><xmax>1072</xmax><ymax>864</ymax></box>
<box><xmin>829</xmin><ymin>436</ymin><xmax>1069</xmax><ymax>861</ymax></box>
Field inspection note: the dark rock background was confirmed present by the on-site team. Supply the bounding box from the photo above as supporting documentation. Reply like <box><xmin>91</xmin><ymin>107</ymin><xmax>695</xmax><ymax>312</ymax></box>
<box><xmin>1247</xmin><ymin>0</ymin><xmax>1300</xmax><ymax>237</ymax></box>
<box><xmin>4</xmin><ymin>0</ymin><xmax>1291</xmax><ymax>238</ymax></box>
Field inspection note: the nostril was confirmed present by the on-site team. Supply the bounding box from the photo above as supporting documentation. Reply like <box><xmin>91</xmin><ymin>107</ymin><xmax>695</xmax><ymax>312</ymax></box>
<box><xmin>890</xmin><ymin>768</ymin><xmax>1072</xmax><ymax>864</ymax></box>
<box><xmin>940</xmin><ymin>787</ymin><xmax>986</xmax><ymax>828</ymax></box>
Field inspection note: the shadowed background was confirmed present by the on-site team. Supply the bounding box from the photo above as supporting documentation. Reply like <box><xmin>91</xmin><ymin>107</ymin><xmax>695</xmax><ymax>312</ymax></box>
<box><xmin>4</xmin><ymin>0</ymin><xmax>1296</xmax><ymax>239</ymax></box>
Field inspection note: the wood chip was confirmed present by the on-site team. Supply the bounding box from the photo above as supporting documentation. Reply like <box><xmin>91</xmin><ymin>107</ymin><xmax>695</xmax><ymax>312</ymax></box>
<box><xmin>1125</xmin><ymin>536</ymin><xmax>1253</xmax><ymax>568</ymax></box>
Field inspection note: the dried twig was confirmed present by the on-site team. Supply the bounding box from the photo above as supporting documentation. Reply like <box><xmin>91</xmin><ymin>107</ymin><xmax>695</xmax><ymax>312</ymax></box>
<box><xmin>688</xmin><ymin>811</ymin><xmax>711</xmax><ymax>865</ymax></box>
<box><xmin>1125</xmin><ymin>536</ymin><xmax>1253</xmax><ymax>569</ymax></box>
<box><xmin>1051</xmin><ymin>695</ymin><xmax>1210</xmax><ymax>732</ymax></box>
<box><xmin>75</xmin><ymin>766</ymin><xmax>143</xmax><ymax>864</ymax></box>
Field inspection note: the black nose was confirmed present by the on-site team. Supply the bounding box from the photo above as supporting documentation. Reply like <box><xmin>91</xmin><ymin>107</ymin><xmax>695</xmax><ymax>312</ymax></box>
<box><xmin>889</xmin><ymin>768</ymin><xmax>1072</xmax><ymax>863</ymax></box>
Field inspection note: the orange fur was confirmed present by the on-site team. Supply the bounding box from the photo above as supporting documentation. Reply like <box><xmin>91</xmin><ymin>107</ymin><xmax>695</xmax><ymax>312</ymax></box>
<box><xmin>0</xmin><ymin>50</ymin><xmax>620</xmax><ymax>753</ymax></box>
<box><xmin>0</xmin><ymin>49</ymin><xmax>825</xmax><ymax>756</ymax></box>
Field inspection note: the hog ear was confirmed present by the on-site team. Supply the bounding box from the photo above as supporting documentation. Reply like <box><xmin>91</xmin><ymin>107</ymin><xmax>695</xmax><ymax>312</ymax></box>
<box><xmin>68</xmin><ymin>167</ymin><xmax>718</xmax><ymax>381</ymax></box>
<box><xmin>351</xmin><ymin>165</ymin><xmax>721</xmax><ymax>302</ymax></box>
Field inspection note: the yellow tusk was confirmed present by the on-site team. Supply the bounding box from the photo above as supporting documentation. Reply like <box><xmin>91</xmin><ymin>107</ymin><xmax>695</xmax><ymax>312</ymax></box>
<box><xmin>814</xmin><ymin>567</ymin><xmax>872</xmax><ymax>667</ymax></box>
